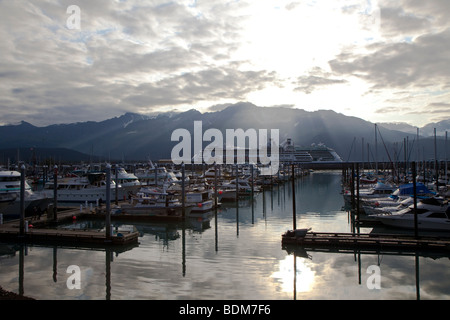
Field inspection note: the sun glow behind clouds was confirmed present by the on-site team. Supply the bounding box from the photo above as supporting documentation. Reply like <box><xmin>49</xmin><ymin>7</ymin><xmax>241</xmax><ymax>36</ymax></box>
<box><xmin>228</xmin><ymin>0</ymin><xmax>384</xmax><ymax>115</ymax></box>
<box><xmin>236</xmin><ymin>0</ymin><xmax>381</xmax><ymax>77</ymax></box>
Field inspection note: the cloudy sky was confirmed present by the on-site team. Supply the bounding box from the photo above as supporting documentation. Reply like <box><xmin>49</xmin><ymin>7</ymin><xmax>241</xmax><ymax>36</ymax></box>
<box><xmin>1</xmin><ymin>0</ymin><xmax>449</xmax><ymax>127</ymax></box>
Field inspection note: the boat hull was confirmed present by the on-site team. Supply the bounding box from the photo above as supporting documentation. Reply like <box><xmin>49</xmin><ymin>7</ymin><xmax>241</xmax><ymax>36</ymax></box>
<box><xmin>119</xmin><ymin>204</ymin><xmax>192</xmax><ymax>217</ymax></box>
<box><xmin>0</xmin><ymin>197</ymin><xmax>53</xmax><ymax>221</ymax></box>
<box><xmin>45</xmin><ymin>187</ymin><xmax>136</xmax><ymax>203</ymax></box>
<box><xmin>376</xmin><ymin>215</ymin><xmax>450</xmax><ymax>231</ymax></box>
<box><xmin>189</xmin><ymin>200</ymin><xmax>213</xmax><ymax>213</ymax></box>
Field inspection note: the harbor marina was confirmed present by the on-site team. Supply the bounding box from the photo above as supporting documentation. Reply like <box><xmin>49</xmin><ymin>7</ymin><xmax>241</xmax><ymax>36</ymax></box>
<box><xmin>1</xmin><ymin>170</ymin><xmax>450</xmax><ymax>300</ymax></box>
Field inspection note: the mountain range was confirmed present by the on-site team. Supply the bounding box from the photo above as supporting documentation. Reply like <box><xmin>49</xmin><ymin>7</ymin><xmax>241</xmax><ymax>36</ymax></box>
<box><xmin>0</xmin><ymin>102</ymin><xmax>448</xmax><ymax>164</ymax></box>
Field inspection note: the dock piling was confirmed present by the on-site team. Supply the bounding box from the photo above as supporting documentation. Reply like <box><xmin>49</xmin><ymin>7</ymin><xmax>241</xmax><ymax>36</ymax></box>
<box><xmin>20</xmin><ymin>164</ymin><xmax>25</xmax><ymax>236</ymax></box>
<box><xmin>412</xmin><ymin>161</ymin><xmax>419</xmax><ymax>239</ymax></box>
<box><xmin>53</xmin><ymin>165</ymin><xmax>58</xmax><ymax>221</ymax></box>
<box><xmin>115</xmin><ymin>164</ymin><xmax>119</xmax><ymax>205</ymax></box>
<box><xmin>235</xmin><ymin>164</ymin><xmax>239</xmax><ymax>202</ymax></box>
<box><xmin>181</xmin><ymin>164</ymin><xmax>185</xmax><ymax>217</ymax></box>
<box><xmin>214</xmin><ymin>164</ymin><xmax>218</xmax><ymax>207</ymax></box>
<box><xmin>106</xmin><ymin>164</ymin><xmax>111</xmax><ymax>240</ymax></box>
<box><xmin>356</xmin><ymin>163</ymin><xmax>360</xmax><ymax>222</ymax></box>
<box><xmin>291</xmin><ymin>164</ymin><xmax>296</xmax><ymax>230</ymax></box>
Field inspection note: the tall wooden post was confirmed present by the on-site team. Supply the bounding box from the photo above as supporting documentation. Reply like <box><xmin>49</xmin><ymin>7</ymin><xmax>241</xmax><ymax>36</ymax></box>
<box><xmin>291</xmin><ymin>164</ymin><xmax>296</xmax><ymax>230</ymax></box>
<box><xmin>115</xmin><ymin>164</ymin><xmax>119</xmax><ymax>205</ymax></box>
<box><xmin>181</xmin><ymin>164</ymin><xmax>185</xmax><ymax>217</ymax></box>
<box><xmin>412</xmin><ymin>162</ymin><xmax>419</xmax><ymax>239</ymax></box>
<box><xmin>53</xmin><ymin>165</ymin><xmax>58</xmax><ymax>221</ymax></box>
<box><xmin>105</xmin><ymin>164</ymin><xmax>111</xmax><ymax>240</ymax></box>
<box><xmin>20</xmin><ymin>164</ymin><xmax>25</xmax><ymax>236</ymax></box>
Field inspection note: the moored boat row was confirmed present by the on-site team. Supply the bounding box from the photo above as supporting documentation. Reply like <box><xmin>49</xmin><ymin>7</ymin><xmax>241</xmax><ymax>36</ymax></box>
<box><xmin>342</xmin><ymin>168</ymin><xmax>450</xmax><ymax>232</ymax></box>
<box><xmin>1</xmin><ymin>163</ymin><xmax>310</xmax><ymax>221</ymax></box>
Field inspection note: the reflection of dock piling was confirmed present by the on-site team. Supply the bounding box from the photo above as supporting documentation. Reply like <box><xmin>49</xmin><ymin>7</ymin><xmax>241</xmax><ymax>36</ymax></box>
<box><xmin>0</xmin><ymin>225</ymin><xmax>138</xmax><ymax>246</ymax></box>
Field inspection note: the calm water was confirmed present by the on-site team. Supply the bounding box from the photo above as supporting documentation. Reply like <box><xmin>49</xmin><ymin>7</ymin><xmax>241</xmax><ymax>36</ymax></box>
<box><xmin>1</xmin><ymin>171</ymin><xmax>450</xmax><ymax>300</ymax></box>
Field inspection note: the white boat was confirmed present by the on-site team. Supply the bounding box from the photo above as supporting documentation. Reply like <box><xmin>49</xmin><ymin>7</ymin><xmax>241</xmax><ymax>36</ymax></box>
<box><xmin>201</xmin><ymin>167</ymin><xmax>221</xmax><ymax>179</ymax></box>
<box><xmin>172</xmin><ymin>168</ymin><xmax>190</xmax><ymax>183</ymax></box>
<box><xmin>343</xmin><ymin>182</ymin><xmax>397</xmax><ymax>203</ymax></box>
<box><xmin>185</xmin><ymin>189</ymin><xmax>214</xmax><ymax>212</ymax></box>
<box><xmin>374</xmin><ymin>197</ymin><xmax>450</xmax><ymax>231</ymax></box>
<box><xmin>220</xmin><ymin>178</ymin><xmax>260</xmax><ymax>196</ymax></box>
<box><xmin>218</xmin><ymin>188</ymin><xmax>238</xmax><ymax>201</ymax></box>
<box><xmin>113</xmin><ymin>167</ymin><xmax>141</xmax><ymax>195</ymax></box>
<box><xmin>0</xmin><ymin>170</ymin><xmax>51</xmax><ymax>220</ymax></box>
<box><xmin>360</xmin><ymin>182</ymin><xmax>436</xmax><ymax>214</ymax></box>
<box><xmin>135</xmin><ymin>166</ymin><xmax>179</xmax><ymax>186</ymax></box>
<box><xmin>363</xmin><ymin>197</ymin><xmax>414</xmax><ymax>216</ymax></box>
<box><xmin>120</xmin><ymin>188</ymin><xmax>191</xmax><ymax>216</ymax></box>
<box><xmin>0</xmin><ymin>170</ymin><xmax>21</xmax><ymax>205</ymax></box>
<box><xmin>42</xmin><ymin>172</ymin><xmax>120</xmax><ymax>203</ymax></box>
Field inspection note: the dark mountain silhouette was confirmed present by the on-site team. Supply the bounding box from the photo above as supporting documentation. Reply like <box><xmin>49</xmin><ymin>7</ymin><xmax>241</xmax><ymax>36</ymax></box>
<box><xmin>0</xmin><ymin>103</ymin><xmax>448</xmax><ymax>164</ymax></box>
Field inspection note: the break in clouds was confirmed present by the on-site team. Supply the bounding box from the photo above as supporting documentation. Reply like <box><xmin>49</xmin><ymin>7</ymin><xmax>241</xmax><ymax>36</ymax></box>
<box><xmin>0</xmin><ymin>0</ymin><xmax>449</xmax><ymax>126</ymax></box>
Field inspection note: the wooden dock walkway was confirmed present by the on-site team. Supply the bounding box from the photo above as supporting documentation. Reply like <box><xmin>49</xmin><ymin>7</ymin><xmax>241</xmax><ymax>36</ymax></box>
<box><xmin>0</xmin><ymin>225</ymin><xmax>139</xmax><ymax>246</ymax></box>
<box><xmin>0</xmin><ymin>205</ymin><xmax>140</xmax><ymax>247</ymax></box>
<box><xmin>282</xmin><ymin>231</ymin><xmax>450</xmax><ymax>254</ymax></box>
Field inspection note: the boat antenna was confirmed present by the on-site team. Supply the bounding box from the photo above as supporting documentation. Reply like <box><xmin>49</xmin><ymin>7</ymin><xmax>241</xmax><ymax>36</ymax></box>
<box><xmin>376</xmin><ymin>125</ymin><xmax>395</xmax><ymax>174</ymax></box>
<box><xmin>148</xmin><ymin>157</ymin><xmax>155</xmax><ymax>169</ymax></box>
<box><xmin>346</xmin><ymin>137</ymin><xmax>356</xmax><ymax>162</ymax></box>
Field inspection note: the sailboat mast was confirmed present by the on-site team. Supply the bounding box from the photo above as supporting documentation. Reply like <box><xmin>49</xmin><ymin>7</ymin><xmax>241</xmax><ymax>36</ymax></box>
<box><xmin>416</xmin><ymin>128</ymin><xmax>420</xmax><ymax>162</ymax></box>
<box><xmin>444</xmin><ymin>131</ymin><xmax>448</xmax><ymax>185</ymax></box>
<box><xmin>434</xmin><ymin>128</ymin><xmax>438</xmax><ymax>190</ymax></box>
<box><xmin>375</xmin><ymin>124</ymin><xmax>378</xmax><ymax>174</ymax></box>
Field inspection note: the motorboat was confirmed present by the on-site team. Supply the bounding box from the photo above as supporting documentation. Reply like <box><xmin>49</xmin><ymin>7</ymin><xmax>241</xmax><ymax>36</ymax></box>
<box><xmin>0</xmin><ymin>170</ymin><xmax>21</xmax><ymax>206</ymax></box>
<box><xmin>343</xmin><ymin>182</ymin><xmax>397</xmax><ymax>203</ymax></box>
<box><xmin>220</xmin><ymin>178</ymin><xmax>260</xmax><ymax>196</ymax></box>
<box><xmin>361</xmin><ymin>182</ymin><xmax>436</xmax><ymax>214</ymax></box>
<box><xmin>113</xmin><ymin>167</ymin><xmax>141</xmax><ymax>195</ymax></box>
<box><xmin>389</xmin><ymin>183</ymin><xmax>435</xmax><ymax>200</ymax></box>
<box><xmin>363</xmin><ymin>197</ymin><xmax>414</xmax><ymax>216</ymax></box>
<box><xmin>42</xmin><ymin>172</ymin><xmax>120</xmax><ymax>203</ymax></box>
<box><xmin>0</xmin><ymin>170</ymin><xmax>52</xmax><ymax>220</ymax></box>
<box><xmin>374</xmin><ymin>197</ymin><xmax>450</xmax><ymax>231</ymax></box>
<box><xmin>201</xmin><ymin>167</ymin><xmax>220</xmax><ymax>178</ymax></box>
<box><xmin>359</xmin><ymin>175</ymin><xmax>378</xmax><ymax>184</ymax></box>
<box><xmin>135</xmin><ymin>166</ymin><xmax>179</xmax><ymax>186</ymax></box>
<box><xmin>120</xmin><ymin>188</ymin><xmax>191</xmax><ymax>216</ymax></box>
<box><xmin>217</xmin><ymin>188</ymin><xmax>238</xmax><ymax>202</ymax></box>
<box><xmin>185</xmin><ymin>189</ymin><xmax>214</xmax><ymax>213</ymax></box>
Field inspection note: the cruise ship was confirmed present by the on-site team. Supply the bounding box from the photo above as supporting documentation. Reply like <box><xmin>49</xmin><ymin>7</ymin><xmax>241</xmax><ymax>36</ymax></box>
<box><xmin>279</xmin><ymin>139</ymin><xmax>343</xmax><ymax>163</ymax></box>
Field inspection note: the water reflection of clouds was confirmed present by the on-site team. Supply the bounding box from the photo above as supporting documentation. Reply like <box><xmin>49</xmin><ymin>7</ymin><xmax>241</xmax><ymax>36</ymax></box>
<box><xmin>0</xmin><ymin>246</ymin><xmax>110</xmax><ymax>300</ymax></box>
<box><xmin>271</xmin><ymin>255</ymin><xmax>315</xmax><ymax>294</ymax></box>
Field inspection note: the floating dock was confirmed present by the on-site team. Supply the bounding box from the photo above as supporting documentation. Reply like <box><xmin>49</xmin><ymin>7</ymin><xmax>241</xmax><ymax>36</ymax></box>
<box><xmin>282</xmin><ymin>231</ymin><xmax>450</xmax><ymax>254</ymax></box>
<box><xmin>0</xmin><ymin>205</ymin><xmax>140</xmax><ymax>247</ymax></box>
<box><xmin>89</xmin><ymin>211</ymin><xmax>185</xmax><ymax>223</ymax></box>
<box><xmin>0</xmin><ymin>225</ymin><xmax>139</xmax><ymax>246</ymax></box>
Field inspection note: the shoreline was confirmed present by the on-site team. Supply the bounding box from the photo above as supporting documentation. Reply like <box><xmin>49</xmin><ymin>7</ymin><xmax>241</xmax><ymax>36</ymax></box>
<box><xmin>0</xmin><ymin>286</ymin><xmax>34</xmax><ymax>300</ymax></box>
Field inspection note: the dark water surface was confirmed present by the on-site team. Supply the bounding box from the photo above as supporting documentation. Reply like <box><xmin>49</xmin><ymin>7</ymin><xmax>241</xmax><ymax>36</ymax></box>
<box><xmin>1</xmin><ymin>171</ymin><xmax>449</xmax><ymax>300</ymax></box>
